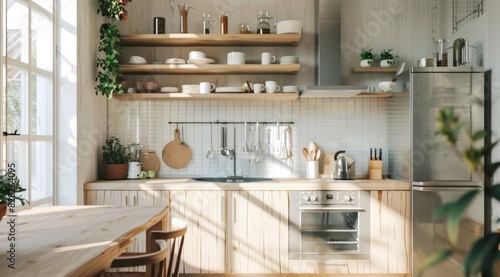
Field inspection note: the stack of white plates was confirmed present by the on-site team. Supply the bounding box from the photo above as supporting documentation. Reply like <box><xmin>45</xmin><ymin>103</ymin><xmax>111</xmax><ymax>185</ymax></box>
<box><xmin>166</xmin><ymin>58</ymin><xmax>186</xmax><ymax>64</ymax></box>
<box><xmin>283</xmin><ymin>86</ymin><xmax>300</xmax><ymax>93</ymax></box>
<box><xmin>215</xmin><ymin>87</ymin><xmax>246</xmax><ymax>93</ymax></box>
<box><xmin>182</xmin><ymin>84</ymin><xmax>200</xmax><ymax>93</ymax></box>
<box><xmin>187</xmin><ymin>58</ymin><xmax>216</xmax><ymax>64</ymax></box>
<box><xmin>160</xmin><ymin>87</ymin><xmax>179</xmax><ymax>93</ymax></box>
<box><xmin>280</xmin><ymin>56</ymin><xmax>299</xmax><ymax>64</ymax></box>
<box><xmin>277</xmin><ymin>20</ymin><xmax>303</xmax><ymax>34</ymax></box>
<box><xmin>129</xmin><ymin>56</ymin><xmax>147</xmax><ymax>64</ymax></box>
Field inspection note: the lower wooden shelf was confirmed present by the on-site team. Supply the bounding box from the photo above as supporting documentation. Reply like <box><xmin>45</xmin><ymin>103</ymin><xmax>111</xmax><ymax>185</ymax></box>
<box><xmin>112</xmin><ymin>92</ymin><xmax>300</xmax><ymax>101</ymax></box>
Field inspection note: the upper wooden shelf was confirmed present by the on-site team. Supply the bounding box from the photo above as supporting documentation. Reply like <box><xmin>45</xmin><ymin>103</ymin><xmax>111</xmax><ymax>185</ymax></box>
<box><xmin>120</xmin><ymin>64</ymin><xmax>300</xmax><ymax>75</ymax></box>
<box><xmin>352</xmin><ymin>66</ymin><xmax>399</xmax><ymax>73</ymax></box>
<box><xmin>112</xmin><ymin>92</ymin><xmax>299</xmax><ymax>101</ymax></box>
<box><xmin>120</xmin><ymin>34</ymin><xmax>302</xmax><ymax>47</ymax></box>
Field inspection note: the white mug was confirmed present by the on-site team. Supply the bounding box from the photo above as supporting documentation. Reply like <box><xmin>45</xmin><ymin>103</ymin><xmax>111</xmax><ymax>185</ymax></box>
<box><xmin>227</xmin><ymin>52</ymin><xmax>246</xmax><ymax>64</ymax></box>
<box><xmin>261</xmin><ymin>52</ymin><xmax>276</xmax><ymax>65</ymax></box>
<box><xmin>265</xmin><ymin>81</ymin><xmax>280</xmax><ymax>93</ymax></box>
<box><xmin>199</xmin><ymin>82</ymin><xmax>215</xmax><ymax>94</ymax></box>
<box><xmin>253</xmin><ymin>83</ymin><xmax>265</xmax><ymax>94</ymax></box>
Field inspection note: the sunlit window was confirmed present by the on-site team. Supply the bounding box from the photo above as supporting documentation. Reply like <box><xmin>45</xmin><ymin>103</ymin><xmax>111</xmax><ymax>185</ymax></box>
<box><xmin>2</xmin><ymin>0</ymin><xmax>54</xmax><ymax>207</ymax></box>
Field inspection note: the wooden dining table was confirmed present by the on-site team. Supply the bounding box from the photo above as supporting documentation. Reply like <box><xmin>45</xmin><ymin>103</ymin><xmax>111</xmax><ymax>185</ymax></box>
<box><xmin>0</xmin><ymin>205</ymin><xmax>168</xmax><ymax>277</ymax></box>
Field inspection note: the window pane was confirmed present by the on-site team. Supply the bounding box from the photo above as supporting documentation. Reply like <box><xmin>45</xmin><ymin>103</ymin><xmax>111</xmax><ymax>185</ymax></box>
<box><xmin>32</xmin><ymin>74</ymin><xmax>53</xmax><ymax>135</ymax></box>
<box><xmin>6</xmin><ymin>141</ymin><xmax>29</xmax><ymax>205</ymax></box>
<box><xmin>6</xmin><ymin>0</ymin><xmax>29</xmax><ymax>63</ymax></box>
<box><xmin>31</xmin><ymin>141</ymin><xmax>53</xmax><ymax>201</ymax></box>
<box><xmin>6</xmin><ymin>66</ymin><xmax>28</xmax><ymax>135</ymax></box>
<box><xmin>32</xmin><ymin>10</ymin><xmax>53</xmax><ymax>71</ymax></box>
<box><xmin>32</xmin><ymin>0</ymin><xmax>53</xmax><ymax>13</ymax></box>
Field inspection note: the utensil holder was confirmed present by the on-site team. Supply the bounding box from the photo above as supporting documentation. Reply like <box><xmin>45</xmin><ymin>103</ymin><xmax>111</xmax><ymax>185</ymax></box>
<box><xmin>306</xmin><ymin>161</ymin><xmax>319</xmax><ymax>179</ymax></box>
<box><xmin>368</xmin><ymin>160</ymin><xmax>382</xmax><ymax>180</ymax></box>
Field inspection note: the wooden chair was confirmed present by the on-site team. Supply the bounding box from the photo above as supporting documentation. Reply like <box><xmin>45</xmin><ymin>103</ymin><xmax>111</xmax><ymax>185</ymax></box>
<box><xmin>104</xmin><ymin>218</ymin><xmax>187</xmax><ymax>277</ymax></box>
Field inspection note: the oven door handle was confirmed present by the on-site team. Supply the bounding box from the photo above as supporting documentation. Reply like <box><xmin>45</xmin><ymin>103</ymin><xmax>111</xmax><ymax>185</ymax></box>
<box><xmin>299</xmin><ymin>206</ymin><xmax>366</xmax><ymax>212</ymax></box>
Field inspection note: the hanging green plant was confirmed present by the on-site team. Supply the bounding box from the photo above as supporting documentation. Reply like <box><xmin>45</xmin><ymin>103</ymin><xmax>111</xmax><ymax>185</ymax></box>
<box><xmin>95</xmin><ymin>0</ymin><xmax>132</xmax><ymax>99</ymax></box>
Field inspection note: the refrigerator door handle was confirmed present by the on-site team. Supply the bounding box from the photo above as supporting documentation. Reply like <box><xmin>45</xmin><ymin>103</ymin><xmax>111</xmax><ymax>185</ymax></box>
<box><xmin>413</xmin><ymin>186</ymin><xmax>483</xmax><ymax>192</ymax></box>
<box><xmin>412</xmin><ymin>181</ymin><xmax>483</xmax><ymax>187</ymax></box>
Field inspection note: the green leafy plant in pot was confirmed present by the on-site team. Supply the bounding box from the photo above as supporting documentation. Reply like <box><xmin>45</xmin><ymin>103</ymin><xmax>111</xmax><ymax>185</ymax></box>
<box><xmin>95</xmin><ymin>0</ymin><xmax>132</xmax><ymax>99</ymax></box>
<box><xmin>102</xmin><ymin>136</ymin><xmax>131</xmax><ymax>180</ymax></box>
<box><xmin>0</xmin><ymin>173</ymin><xmax>28</xmax><ymax>221</ymax></box>
<box><xmin>379</xmin><ymin>48</ymin><xmax>399</xmax><ymax>67</ymax></box>
<box><xmin>419</xmin><ymin>107</ymin><xmax>500</xmax><ymax>277</ymax></box>
<box><xmin>360</xmin><ymin>48</ymin><xmax>376</xmax><ymax>67</ymax></box>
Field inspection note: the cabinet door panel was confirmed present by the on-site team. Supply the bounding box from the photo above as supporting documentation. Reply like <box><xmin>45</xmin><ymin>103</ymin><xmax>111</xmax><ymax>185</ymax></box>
<box><xmin>170</xmin><ymin>190</ymin><xmax>226</xmax><ymax>273</ymax></box>
<box><xmin>230</xmin><ymin>191</ymin><xmax>289</xmax><ymax>273</ymax></box>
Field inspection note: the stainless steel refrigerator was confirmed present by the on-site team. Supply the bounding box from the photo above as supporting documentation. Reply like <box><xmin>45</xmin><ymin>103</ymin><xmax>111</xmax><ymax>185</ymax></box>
<box><xmin>410</xmin><ymin>67</ymin><xmax>485</xmax><ymax>276</ymax></box>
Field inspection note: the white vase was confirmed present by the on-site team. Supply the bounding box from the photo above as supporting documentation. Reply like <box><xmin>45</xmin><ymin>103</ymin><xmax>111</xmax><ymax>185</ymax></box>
<box><xmin>360</xmin><ymin>59</ymin><xmax>374</xmax><ymax>67</ymax></box>
<box><xmin>380</xmin><ymin>59</ymin><xmax>394</xmax><ymax>67</ymax></box>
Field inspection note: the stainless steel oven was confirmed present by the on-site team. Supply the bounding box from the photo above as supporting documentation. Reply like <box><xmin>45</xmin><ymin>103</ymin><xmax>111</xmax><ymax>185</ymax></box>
<box><xmin>289</xmin><ymin>190</ymin><xmax>370</xmax><ymax>259</ymax></box>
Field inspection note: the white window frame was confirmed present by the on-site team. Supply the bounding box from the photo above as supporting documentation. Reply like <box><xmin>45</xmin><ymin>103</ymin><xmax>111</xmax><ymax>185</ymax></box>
<box><xmin>1</xmin><ymin>0</ymin><xmax>57</xmax><ymax>209</ymax></box>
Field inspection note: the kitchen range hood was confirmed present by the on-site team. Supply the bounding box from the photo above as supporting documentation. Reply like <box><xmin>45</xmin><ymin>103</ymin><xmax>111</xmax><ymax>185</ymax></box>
<box><xmin>302</xmin><ymin>0</ymin><xmax>366</xmax><ymax>98</ymax></box>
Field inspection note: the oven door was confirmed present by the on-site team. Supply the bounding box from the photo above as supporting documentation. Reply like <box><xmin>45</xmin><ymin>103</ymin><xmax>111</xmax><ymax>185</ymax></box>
<box><xmin>289</xmin><ymin>191</ymin><xmax>370</xmax><ymax>260</ymax></box>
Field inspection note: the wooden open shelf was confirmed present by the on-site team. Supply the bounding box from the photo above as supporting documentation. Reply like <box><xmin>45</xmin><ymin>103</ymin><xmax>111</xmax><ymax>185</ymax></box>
<box><xmin>112</xmin><ymin>92</ymin><xmax>300</xmax><ymax>101</ymax></box>
<box><xmin>120</xmin><ymin>34</ymin><xmax>302</xmax><ymax>47</ymax></box>
<box><xmin>352</xmin><ymin>66</ymin><xmax>399</xmax><ymax>73</ymax></box>
<box><xmin>120</xmin><ymin>64</ymin><xmax>300</xmax><ymax>75</ymax></box>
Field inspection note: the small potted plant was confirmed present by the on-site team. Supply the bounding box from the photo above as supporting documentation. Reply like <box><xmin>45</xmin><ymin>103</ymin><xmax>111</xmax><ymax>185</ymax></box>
<box><xmin>102</xmin><ymin>136</ymin><xmax>131</xmax><ymax>180</ymax></box>
<box><xmin>379</xmin><ymin>49</ymin><xmax>399</xmax><ymax>67</ymax></box>
<box><xmin>0</xmin><ymin>173</ymin><xmax>29</xmax><ymax>221</ymax></box>
<box><xmin>360</xmin><ymin>48</ymin><xmax>376</xmax><ymax>67</ymax></box>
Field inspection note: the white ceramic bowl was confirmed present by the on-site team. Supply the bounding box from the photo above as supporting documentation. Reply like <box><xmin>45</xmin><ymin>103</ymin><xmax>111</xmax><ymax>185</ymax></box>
<box><xmin>188</xmin><ymin>51</ymin><xmax>206</xmax><ymax>60</ymax></box>
<box><xmin>378</xmin><ymin>81</ymin><xmax>396</xmax><ymax>92</ymax></box>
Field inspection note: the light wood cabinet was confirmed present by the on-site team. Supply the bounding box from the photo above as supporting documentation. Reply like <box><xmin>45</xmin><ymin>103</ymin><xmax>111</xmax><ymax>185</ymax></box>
<box><xmin>84</xmin><ymin>187</ymin><xmax>409</xmax><ymax>274</ymax></box>
<box><xmin>227</xmin><ymin>191</ymin><xmax>289</xmax><ymax>273</ymax></box>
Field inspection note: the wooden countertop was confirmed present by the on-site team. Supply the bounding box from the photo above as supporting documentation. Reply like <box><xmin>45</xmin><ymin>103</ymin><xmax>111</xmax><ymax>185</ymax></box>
<box><xmin>84</xmin><ymin>178</ymin><xmax>410</xmax><ymax>191</ymax></box>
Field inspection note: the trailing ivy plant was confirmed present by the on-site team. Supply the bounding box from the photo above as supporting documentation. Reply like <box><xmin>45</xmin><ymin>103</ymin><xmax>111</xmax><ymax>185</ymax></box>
<box><xmin>95</xmin><ymin>0</ymin><xmax>132</xmax><ymax>99</ymax></box>
<box><xmin>419</xmin><ymin>107</ymin><xmax>500</xmax><ymax>277</ymax></box>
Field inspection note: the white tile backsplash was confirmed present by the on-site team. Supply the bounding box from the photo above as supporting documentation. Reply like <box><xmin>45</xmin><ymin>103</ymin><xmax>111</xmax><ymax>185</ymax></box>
<box><xmin>108</xmin><ymin>98</ymin><xmax>389</xmax><ymax>179</ymax></box>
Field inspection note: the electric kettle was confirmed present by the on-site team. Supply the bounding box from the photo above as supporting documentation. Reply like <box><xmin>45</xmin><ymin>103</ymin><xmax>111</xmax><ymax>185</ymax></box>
<box><xmin>333</xmin><ymin>150</ymin><xmax>355</xmax><ymax>180</ymax></box>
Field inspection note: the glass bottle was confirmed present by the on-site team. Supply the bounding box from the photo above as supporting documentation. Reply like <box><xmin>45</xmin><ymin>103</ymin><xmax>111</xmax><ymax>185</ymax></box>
<box><xmin>220</xmin><ymin>12</ymin><xmax>228</xmax><ymax>34</ymax></box>
<box><xmin>202</xmin><ymin>13</ymin><xmax>211</xmax><ymax>34</ymax></box>
<box><xmin>178</xmin><ymin>4</ymin><xmax>195</xmax><ymax>33</ymax></box>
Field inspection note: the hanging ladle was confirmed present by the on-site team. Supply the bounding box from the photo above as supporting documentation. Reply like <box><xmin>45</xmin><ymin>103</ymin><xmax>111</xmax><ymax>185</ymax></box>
<box><xmin>221</xmin><ymin>125</ymin><xmax>231</xmax><ymax>156</ymax></box>
<box><xmin>206</xmin><ymin>123</ymin><xmax>214</xmax><ymax>159</ymax></box>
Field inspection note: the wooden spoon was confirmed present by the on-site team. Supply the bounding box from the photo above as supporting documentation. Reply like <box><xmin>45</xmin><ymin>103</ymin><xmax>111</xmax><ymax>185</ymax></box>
<box><xmin>315</xmin><ymin>149</ymin><xmax>321</xmax><ymax>161</ymax></box>
<box><xmin>302</xmin><ymin>148</ymin><xmax>309</xmax><ymax>160</ymax></box>
<box><xmin>309</xmin><ymin>149</ymin><xmax>316</xmax><ymax>161</ymax></box>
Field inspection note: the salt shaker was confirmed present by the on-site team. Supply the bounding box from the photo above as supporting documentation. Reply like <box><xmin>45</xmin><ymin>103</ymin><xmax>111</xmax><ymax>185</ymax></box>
<box><xmin>202</xmin><ymin>13</ymin><xmax>211</xmax><ymax>34</ymax></box>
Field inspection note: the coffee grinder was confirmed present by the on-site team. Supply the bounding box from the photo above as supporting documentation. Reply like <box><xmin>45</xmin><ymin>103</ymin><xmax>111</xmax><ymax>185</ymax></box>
<box><xmin>127</xmin><ymin>142</ymin><xmax>143</xmax><ymax>179</ymax></box>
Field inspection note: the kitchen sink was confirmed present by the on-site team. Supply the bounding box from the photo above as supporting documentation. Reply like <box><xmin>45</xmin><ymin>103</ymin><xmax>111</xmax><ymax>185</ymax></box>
<box><xmin>192</xmin><ymin>177</ymin><xmax>274</xmax><ymax>183</ymax></box>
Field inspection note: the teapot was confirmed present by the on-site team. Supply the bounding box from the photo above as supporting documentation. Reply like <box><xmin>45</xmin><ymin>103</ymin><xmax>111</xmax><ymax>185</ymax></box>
<box><xmin>333</xmin><ymin>150</ymin><xmax>355</xmax><ymax>180</ymax></box>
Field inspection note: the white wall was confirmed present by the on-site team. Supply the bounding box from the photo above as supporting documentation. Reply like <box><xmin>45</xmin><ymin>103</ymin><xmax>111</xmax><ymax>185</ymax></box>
<box><xmin>75</xmin><ymin>1</ymin><xmax>107</xmax><ymax>204</ymax></box>
<box><xmin>107</xmin><ymin>0</ymin><xmax>433</xmax><ymax>179</ymax></box>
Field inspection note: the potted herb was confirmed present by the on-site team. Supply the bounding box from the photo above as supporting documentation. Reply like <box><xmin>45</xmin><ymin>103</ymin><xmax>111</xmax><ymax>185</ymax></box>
<box><xmin>360</xmin><ymin>48</ymin><xmax>376</xmax><ymax>67</ymax></box>
<box><xmin>379</xmin><ymin>48</ymin><xmax>399</xmax><ymax>67</ymax></box>
<box><xmin>95</xmin><ymin>0</ymin><xmax>132</xmax><ymax>99</ymax></box>
<box><xmin>0</xmin><ymin>173</ymin><xmax>28</xmax><ymax>221</ymax></box>
<box><xmin>102</xmin><ymin>136</ymin><xmax>131</xmax><ymax>180</ymax></box>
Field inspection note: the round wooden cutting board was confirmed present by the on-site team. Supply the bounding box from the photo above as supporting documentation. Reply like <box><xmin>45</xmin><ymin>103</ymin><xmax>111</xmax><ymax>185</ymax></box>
<box><xmin>162</xmin><ymin>128</ymin><xmax>192</xmax><ymax>169</ymax></box>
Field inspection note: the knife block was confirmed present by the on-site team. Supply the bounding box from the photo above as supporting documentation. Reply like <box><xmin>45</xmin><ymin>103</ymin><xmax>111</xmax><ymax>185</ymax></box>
<box><xmin>368</xmin><ymin>160</ymin><xmax>383</xmax><ymax>180</ymax></box>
